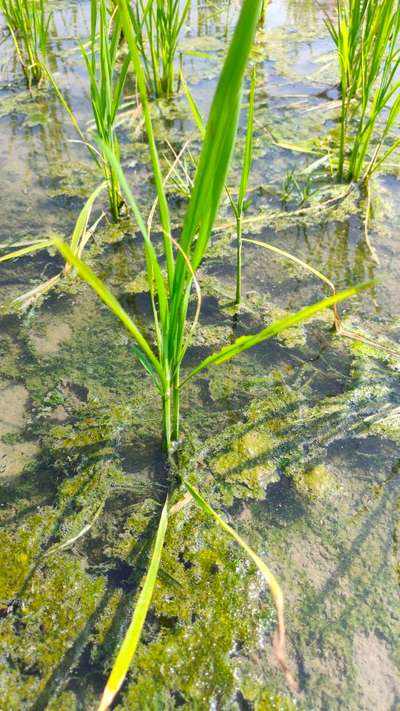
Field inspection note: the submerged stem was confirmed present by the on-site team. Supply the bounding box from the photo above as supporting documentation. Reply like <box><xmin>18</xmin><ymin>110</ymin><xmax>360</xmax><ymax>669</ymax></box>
<box><xmin>235</xmin><ymin>212</ymin><xmax>243</xmax><ymax>305</ymax></box>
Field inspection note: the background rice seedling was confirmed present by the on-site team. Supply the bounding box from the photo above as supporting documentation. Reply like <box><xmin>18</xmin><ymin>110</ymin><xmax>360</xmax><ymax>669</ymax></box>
<box><xmin>0</xmin><ymin>0</ymin><xmax>51</xmax><ymax>88</ymax></box>
<box><xmin>326</xmin><ymin>0</ymin><xmax>400</xmax><ymax>182</ymax></box>
<box><xmin>122</xmin><ymin>0</ymin><xmax>191</xmax><ymax>98</ymax></box>
<box><xmin>80</xmin><ymin>0</ymin><xmax>130</xmax><ymax>220</ymax></box>
<box><xmin>42</xmin><ymin>0</ymin><xmax>131</xmax><ymax>221</ymax></box>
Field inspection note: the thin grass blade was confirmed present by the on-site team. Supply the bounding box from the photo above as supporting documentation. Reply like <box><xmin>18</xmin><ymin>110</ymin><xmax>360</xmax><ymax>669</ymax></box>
<box><xmin>0</xmin><ymin>240</ymin><xmax>52</xmax><ymax>263</ymax></box>
<box><xmin>52</xmin><ymin>237</ymin><xmax>165</xmax><ymax>385</ymax></box>
<box><xmin>243</xmin><ymin>238</ymin><xmax>336</xmax><ymax>291</ymax></box>
<box><xmin>98</xmin><ymin>499</ymin><xmax>168</xmax><ymax>711</ymax></box>
<box><xmin>183</xmin><ymin>281</ymin><xmax>375</xmax><ymax>383</ymax></box>
<box><xmin>180</xmin><ymin>70</ymin><xmax>205</xmax><ymax>137</ymax></box>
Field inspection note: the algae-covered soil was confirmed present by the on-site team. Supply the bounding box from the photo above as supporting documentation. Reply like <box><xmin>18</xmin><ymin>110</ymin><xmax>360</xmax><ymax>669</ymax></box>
<box><xmin>1</xmin><ymin>0</ymin><xmax>400</xmax><ymax>709</ymax></box>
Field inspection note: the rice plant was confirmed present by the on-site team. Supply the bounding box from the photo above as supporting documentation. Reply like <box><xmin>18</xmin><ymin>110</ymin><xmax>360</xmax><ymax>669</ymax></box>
<box><xmin>326</xmin><ymin>0</ymin><xmax>400</xmax><ymax>182</ymax></box>
<box><xmin>0</xmin><ymin>0</ymin><xmax>51</xmax><ymax>88</ymax></box>
<box><xmin>80</xmin><ymin>0</ymin><xmax>130</xmax><ymax>219</ymax></box>
<box><xmin>44</xmin><ymin>0</ymin><xmax>130</xmax><ymax>220</ymax></box>
<box><xmin>56</xmin><ymin>0</ymin><xmax>370</xmax><ymax>457</ymax></box>
<box><xmin>53</xmin><ymin>1</ymin><xmax>373</xmax><ymax>704</ymax></box>
<box><xmin>123</xmin><ymin>0</ymin><xmax>191</xmax><ymax>98</ymax></box>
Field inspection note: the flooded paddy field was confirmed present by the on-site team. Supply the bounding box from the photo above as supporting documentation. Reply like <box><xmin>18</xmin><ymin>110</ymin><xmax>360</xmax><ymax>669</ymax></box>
<box><xmin>0</xmin><ymin>0</ymin><xmax>399</xmax><ymax>709</ymax></box>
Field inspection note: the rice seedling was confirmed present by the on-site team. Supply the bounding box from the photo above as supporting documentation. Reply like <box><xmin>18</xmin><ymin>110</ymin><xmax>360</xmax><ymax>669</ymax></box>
<box><xmin>326</xmin><ymin>0</ymin><xmax>400</xmax><ymax>182</ymax></box>
<box><xmin>279</xmin><ymin>168</ymin><xmax>317</xmax><ymax>208</ymax></box>
<box><xmin>122</xmin><ymin>0</ymin><xmax>191</xmax><ymax>98</ymax></box>
<box><xmin>43</xmin><ymin>0</ymin><xmax>130</xmax><ymax>220</ymax></box>
<box><xmin>0</xmin><ymin>0</ymin><xmax>51</xmax><ymax>89</ymax></box>
<box><xmin>80</xmin><ymin>0</ymin><xmax>131</xmax><ymax>219</ymax></box>
<box><xmin>50</xmin><ymin>1</ymin><xmax>375</xmax><ymax>705</ymax></box>
<box><xmin>280</xmin><ymin>168</ymin><xmax>298</xmax><ymax>207</ymax></box>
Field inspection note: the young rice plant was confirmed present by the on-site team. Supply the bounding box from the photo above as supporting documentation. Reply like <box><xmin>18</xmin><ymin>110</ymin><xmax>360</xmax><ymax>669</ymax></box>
<box><xmin>0</xmin><ymin>0</ymin><xmax>51</xmax><ymax>88</ymax></box>
<box><xmin>80</xmin><ymin>0</ymin><xmax>130</xmax><ymax>219</ymax></box>
<box><xmin>44</xmin><ymin>0</ymin><xmax>130</xmax><ymax>220</ymax></box>
<box><xmin>327</xmin><ymin>0</ymin><xmax>400</xmax><ymax>182</ymax></box>
<box><xmin>53</xmin><ymin>0</ymin><xmax>373</xmax><ymax>705</ymax></box>
<box><xmin>124</xmin><ymin>0</ymin><xmax>191</xmax><ymax>98</ymax></box>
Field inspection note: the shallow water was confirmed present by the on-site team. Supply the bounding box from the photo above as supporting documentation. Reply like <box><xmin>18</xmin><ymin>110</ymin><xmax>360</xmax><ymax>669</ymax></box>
<box><xmin>0</xmin><ymin>0</ymin><xmax>399</xmax><ymax>709</ymax></box>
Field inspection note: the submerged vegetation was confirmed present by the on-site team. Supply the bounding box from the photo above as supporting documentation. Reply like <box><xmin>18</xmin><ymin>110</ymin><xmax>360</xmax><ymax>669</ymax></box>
<box><xmin>0</xmin><ymin>0</ymin><xmax>399</xmax><ymax>708</ymax></box>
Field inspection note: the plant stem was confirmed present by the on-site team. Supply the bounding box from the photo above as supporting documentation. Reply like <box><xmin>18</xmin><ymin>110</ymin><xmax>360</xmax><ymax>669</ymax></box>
<box><xmin>171</xmin><ymin>368</ymin><xmax>180</xmax><ymax>443</ymax></box>
<box><xmin>235</xmin><ymin>212</ymin><xmax>243</xmax><ymax>305</ymax></box>
<box><xmin>337</xmin><ymin>92</ymin><xmax>346</xmax><ymax>181</ymax></box>
<box><xmin>162</xmin><ymin>384</ymin><xmax>172</xmax><ymax>455</ymax></box>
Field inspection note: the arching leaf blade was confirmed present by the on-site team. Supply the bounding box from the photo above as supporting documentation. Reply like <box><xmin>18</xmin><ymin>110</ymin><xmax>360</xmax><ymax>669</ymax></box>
<box><xmin>183</xmin><ymin>481</ymin><xmax>296</xmax><ymax>689</ymax></box>
<box><xmin>183</xmin><ymin>281</ymin><xmax>375</xmax><ymax>384</ymax></box>
<box><xmin>52</xmin><ymin>237</ymin><xmax>165</xmax><ymax>386</ymax></box>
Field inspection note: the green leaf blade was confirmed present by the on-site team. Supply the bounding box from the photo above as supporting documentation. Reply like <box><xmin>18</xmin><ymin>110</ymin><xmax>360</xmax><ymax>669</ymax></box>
<box><xmin>52</xmin><ymin>237</ymin><xmax>165</xmax><ymax>387</ymax></box>
<box><xmin>98</xmin><ymin>500</ymin><xmax>168</xmax><ymax>711</ymax></box>
<box><xmin>169</xmin><ymin>0</ymin><xmax>264</xmax><ymax>357</ymax></box>
<box><xmin>184</xmin><ymin>481</ymin><xmax>296</xmax><ymax>688</ymax></box>
<box><xmin>184</xmin><ymin>281</ymin><xmax>375</xmax><ymax>383</ymax></box>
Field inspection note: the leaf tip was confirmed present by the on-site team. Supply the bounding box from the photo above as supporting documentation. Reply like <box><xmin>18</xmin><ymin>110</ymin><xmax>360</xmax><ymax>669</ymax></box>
<box><xmin>97</xmin><ymin>687</ymin><xmax>114</xmax><ymax>711</ymax></box>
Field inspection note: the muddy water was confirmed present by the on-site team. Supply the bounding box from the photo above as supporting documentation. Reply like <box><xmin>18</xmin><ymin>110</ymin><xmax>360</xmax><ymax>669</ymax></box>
<box><xmin>0</xmin><ymin>0</ymin><xmax>399</xmax><ymax>709</ymax></box>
